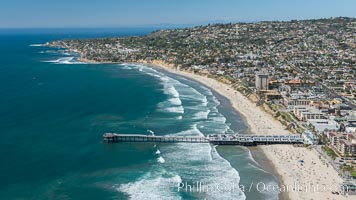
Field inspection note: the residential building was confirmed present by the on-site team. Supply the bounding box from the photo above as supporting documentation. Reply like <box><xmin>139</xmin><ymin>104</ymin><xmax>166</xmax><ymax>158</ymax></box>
<box><xmin>255</xmin><ymin>71</ymin><xmax>269</xmax><ymax>90</ymax></box>
<box><xmin>327</xmin><ymin>132</ymin><xmax>356</xmax><ymax>156</ymax></box>
<box><xmin>293</xmin><ymin>106</ymin><xmax>325</xmax><ymax>121</ymax></box>
<box><xmin>284</xmin><ymin>97</ymin><xmax>310</xmax><ymax>110</ymax></box>
<box><xmin>327</xmin><ymin>132</ymin><xmax>346</xmax><ymax>146</ymax></box>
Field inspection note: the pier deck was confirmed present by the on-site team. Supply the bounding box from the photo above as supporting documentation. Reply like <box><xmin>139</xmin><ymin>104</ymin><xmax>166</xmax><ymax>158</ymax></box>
<box><xmin>103</xmin><ymin>133</ymin><xmax>303</xmax><ymax>146</ymax></box>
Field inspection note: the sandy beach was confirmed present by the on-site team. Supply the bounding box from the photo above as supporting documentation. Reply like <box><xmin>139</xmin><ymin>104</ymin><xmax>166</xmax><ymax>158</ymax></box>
<box><xmin>145</xmin><ymin>61</ymin><xmax>347</xmax><ymax>200</ymax></box>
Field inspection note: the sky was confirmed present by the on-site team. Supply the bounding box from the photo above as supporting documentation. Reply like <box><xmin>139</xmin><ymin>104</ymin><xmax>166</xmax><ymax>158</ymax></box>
<box><xmin>0</xmin><ymin>0</ymin><xmax>355</xmax><ymax>28</ymax></box>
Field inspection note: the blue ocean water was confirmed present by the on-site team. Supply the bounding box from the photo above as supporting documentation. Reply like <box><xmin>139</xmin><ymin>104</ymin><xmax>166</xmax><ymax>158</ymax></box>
<box><xmin>0</xmin><ymin>29</ymin><xmax>278</xmax><ymax>200</ymax></box>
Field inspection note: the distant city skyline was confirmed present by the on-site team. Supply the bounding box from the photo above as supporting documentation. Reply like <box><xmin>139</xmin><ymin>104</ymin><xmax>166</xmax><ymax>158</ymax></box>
<box><xmin>1</xmin><ymin>0</ymin><xmax>356</xmax><ymax>28</ymax></box>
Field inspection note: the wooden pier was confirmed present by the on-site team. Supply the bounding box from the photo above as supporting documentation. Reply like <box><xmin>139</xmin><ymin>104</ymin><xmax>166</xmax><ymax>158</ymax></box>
<box><xmin>103</xmin><ymin>133</ymin><xmax>303</xmax><ymax>146</ymax></box>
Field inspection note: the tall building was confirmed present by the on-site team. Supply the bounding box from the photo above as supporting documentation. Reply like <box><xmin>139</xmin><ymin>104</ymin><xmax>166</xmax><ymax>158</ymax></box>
<box><xmin>255</xmin><ymin>71</ymin><xmax>269</xmax><ymax>90</ymax></box>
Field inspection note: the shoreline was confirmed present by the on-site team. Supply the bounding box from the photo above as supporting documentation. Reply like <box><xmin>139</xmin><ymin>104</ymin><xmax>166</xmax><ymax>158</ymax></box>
<box><xmin>143</xmin><ymin>62</ymin><xmax>289</xmax><ymax>200</ymax></box>
<box><xmin>135</xmin><ymin>60</ymin><xmax>346</xmax><ymax>200</ymax></box>
<box><xmin>77</xmin><ymin>57</ymin><xmax>345</xmax><ymax>199</ymax></box>
<box><xmin>158</xmin><ymin>65</ymin><xmax>283</xmax><ymax>199</ymax></box>
<box><xmin>249</xmin><ymin>147</ymin><xmax>290</xmax><ymax>200</ymax></box>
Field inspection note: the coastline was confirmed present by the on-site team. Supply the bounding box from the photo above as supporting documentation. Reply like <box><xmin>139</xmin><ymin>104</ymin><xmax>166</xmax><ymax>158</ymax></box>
<box><xmin>77</xmin><ymin>56</ymin><xmax>345</xmax><ymax>199</ymax></box>
<box><xmin>143</xmin><ymin>61</ymin><xmax>291</xmax><ymax>200</ymax></box>
<box><xmin>135</xmin><ymin>60</ymin><xmax>346</xmax><ymax>200</ymax></box>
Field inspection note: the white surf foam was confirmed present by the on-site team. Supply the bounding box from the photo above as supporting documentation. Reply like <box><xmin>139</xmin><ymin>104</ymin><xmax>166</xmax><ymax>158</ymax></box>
<box><xmin>171</xmin><ymin>175</ymin><xmax>182</xmax><ymax>184</ymax></box>
<box><xmin>43</xmin><ymin>57</ymin><xmax>72</xmax><ymax>63</ymax></box>
<box><xmin>192</xmin><ymin>109</ymin><xmax>210</xmax><ymax>120</ymax></box>
<box><xmin>147</xmin><ymin>130</ymin><xmax>155</xmax><ymax>136</ymax></box>
<box><xmin>171</xmin><ymin>124</ymin><xmax>202</xmax><ymax>137</ymax></box>
<box><xmin>165</xmin><ymin>86</ymin><xmax>180</xmax><ymax>98</ymax></box>
<box><xmin>164</xmin><ymin>106</ymin><xmax>184</xmax><ymax>114</ymax></box>
<box><xmin>118</xmin><ymin>124</ymin><xmax>246</xmax><ymax>199</ymax></box>
<box><xmin>118</xmin><ymin>173</ymin><xmax>182</xmax><ymax>200</ymax></box>
<box><xmin>43</xmin><ymin>57</ymin><xmax>86</xmax><ymax>64</ymax></box>
<box><xmin>129</xmin><ymin>65</ymin><xmax>221</xmax><ymax>122</ymax></box>
<box><xmin>159</xmin><ymin>76</ymin><xmax>246</xmax><ymax>199</ymax></box>
<box><xmin>155</xmin><ymin>150</ymin><xmax>161</xmax><ymax>155</ymax></box>
<box><xmin>162</xmin><ymin>125</ymin><xmax>246</xmax><ymax>199</ymax></box>
<box><xmin>201</xmin><ymin>96</ymin><xmax>208</xmax><ymax>107</ymax></box>
<box><xmin>157</xmin><ymin>156</ymin><xmax>165</xmax><ymax>164</ymax></box>
<box><xmin>211</xmin><ymin>116</ymin><xmax>227</xmax><ymax>123</ymax></box>
<box><xmin>121</xmin><ymin>65</ymin><xmax>133</xmax><ymax>70</ymax></box>
<box><xmin>130</xmin><ymin>65</ymin><xmax>185</xmax><ymax>115</ymax></box>
<box><xmin>168</xmin><ymin>97</ymin><xmax>182</xmax><ymax>106</ymax></box>
<box><xmin>39</xmin><ymin>50</ymin><xmax>60</xmax><ymax>54</ymax></box>
<box><xmin>117</xmin><ymin>64</ymin><xmax>247</xmax><ymax>199</ymax></box>
<box><xmin>29</xmin><ymin>44</ymin><xmax>43</xmax><ymax>47</ymax></box>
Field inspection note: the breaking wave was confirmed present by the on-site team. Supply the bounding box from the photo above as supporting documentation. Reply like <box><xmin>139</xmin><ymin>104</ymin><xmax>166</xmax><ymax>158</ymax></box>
<box><xmin>29</xmin><ymin>44</ymin><xmax>43</xmax><ymax>47</ymax></box>
<box><xmin>157</xmin><ymin>156</ymin><xmax>165</xmax><ymax>164</ymax></box>
<box><xmin>114</xmin><ymin>63</ymin><xmax>260</xmax><ymax>199</ymax></box>
<box><xmin>43</xmin><ymin>57</ymin><xmax>86</xmax><ymax>64</ymax></box>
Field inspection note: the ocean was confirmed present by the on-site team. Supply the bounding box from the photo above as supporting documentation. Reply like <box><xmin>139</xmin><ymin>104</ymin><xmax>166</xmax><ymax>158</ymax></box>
<box><xmin>0</xmin><ymin>28</ymin><xmax>278</xmax><ymax>200</ymax></box>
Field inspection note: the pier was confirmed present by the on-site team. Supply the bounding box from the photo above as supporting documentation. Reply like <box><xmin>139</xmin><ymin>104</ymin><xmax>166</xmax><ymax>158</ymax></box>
<box><xmin>103</xmin><ymin>133</ymin><xmax>303</xmax><ymax>146</ymax></box>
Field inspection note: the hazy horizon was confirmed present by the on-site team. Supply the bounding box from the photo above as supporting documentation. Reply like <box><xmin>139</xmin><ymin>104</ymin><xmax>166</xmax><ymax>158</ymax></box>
<box><xmin>0</xmin><ymin>16</ymin><xmax>355</xmax><ymax>30</ymax></box>
<box><xmin>1</xmin><ymin>0</ymin><xmax>356</xmax><ymax>28</ymax></box>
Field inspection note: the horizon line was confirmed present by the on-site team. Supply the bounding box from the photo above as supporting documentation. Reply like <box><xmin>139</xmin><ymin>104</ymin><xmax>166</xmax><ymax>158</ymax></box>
<box><xmin>0</xmin><ymin>16</ymin><xmax>354</xmax><ymax>29</ymax></box>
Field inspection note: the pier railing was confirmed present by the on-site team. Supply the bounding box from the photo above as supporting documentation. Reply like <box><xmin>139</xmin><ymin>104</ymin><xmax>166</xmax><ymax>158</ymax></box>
<box><xmin>103</xmin><ymin>133</ymin><xmax>303</xmax><ymax>146</ymax></box>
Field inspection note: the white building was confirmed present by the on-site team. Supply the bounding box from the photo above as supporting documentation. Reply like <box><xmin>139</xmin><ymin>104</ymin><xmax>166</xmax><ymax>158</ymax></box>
<box><xmin>293</xmin><ymin>106</ymin><xmax>325</xmax><ymax>121</ymax></box>
<box><xmin>302</xmin><ymin>131</ymin><xmax>318</xmax><ymax>145</ymax></box>
<box><xmin>307</xmin><ymin>119</ymin><xmax>340</xmax><ymax>133</ymax></box>
<box><xmin>346</xmin><ymin>127</ymin><xmax>356</xmax><ymax>133</ymax></box>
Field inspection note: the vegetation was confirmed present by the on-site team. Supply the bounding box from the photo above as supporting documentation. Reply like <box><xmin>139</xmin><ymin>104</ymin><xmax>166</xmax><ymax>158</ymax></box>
<box><xmin>351</xmin><ymin>170</ymin><xmax>356</xmax><ymax>178</ymax></box>
<box><xmin>280</xmin><ymin>112</ymin><xmax>293</xmax><ymax>122</ymax></box>
<box><xmin>322</xmin><ymin>146</ymin><xmax>337</xmax><ymax>159</ymax></box>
